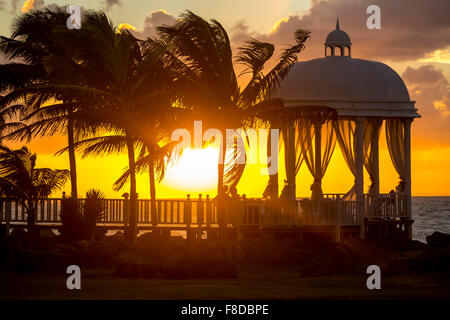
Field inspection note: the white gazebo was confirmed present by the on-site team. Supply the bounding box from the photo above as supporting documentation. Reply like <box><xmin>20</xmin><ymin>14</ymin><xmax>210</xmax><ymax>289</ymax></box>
<box><xmin>264</xmin><ymin>20</ymin><xmax>420</xmax><ymax>239</ymax></box>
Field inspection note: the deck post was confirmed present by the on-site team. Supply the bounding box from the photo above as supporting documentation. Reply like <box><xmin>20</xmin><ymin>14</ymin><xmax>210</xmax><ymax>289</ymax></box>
<box><xmin>355</xmin><ymin>117</ymin><xmax>365</xmax><ymax>238</ymax></box>
<box><xmin>185</xmin><ymin>195</ymin><xmax>192</xmax><ymax>240</ymax></box>
<box><xmin>197</xmin><ymin>194</ymin><xmax>204</xmax><ymax>240</ymax></box>
<box><xmin>205</xmin><ymin>195</ymin><xmax>212</xmax><ymax>227</ymax></box>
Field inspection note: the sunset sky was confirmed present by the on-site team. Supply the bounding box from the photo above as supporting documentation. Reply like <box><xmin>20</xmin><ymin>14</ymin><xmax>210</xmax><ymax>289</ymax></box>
<box><xmin>0</xmin><ymin>0</ymin><xmax>449</xmax><ymax>198</ymax></box>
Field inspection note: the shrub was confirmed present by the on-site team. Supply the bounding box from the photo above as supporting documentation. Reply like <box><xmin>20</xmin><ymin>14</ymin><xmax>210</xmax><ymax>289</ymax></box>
<box><xmin>60</xmin><ymin>189</ymin><xmax>106</xmax><ymax>242</ymax></box>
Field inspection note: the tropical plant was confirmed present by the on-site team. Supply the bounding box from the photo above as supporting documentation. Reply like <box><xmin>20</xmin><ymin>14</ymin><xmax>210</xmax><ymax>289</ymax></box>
<box><xmin>0</xmin><ymin>145</ymin><xmax>69</xmax><ymax>230</ymax></box>
<box><xmin>82</xmin><ymin>188</ymin><xmax>106</xmax><ymax>240</ymax></box>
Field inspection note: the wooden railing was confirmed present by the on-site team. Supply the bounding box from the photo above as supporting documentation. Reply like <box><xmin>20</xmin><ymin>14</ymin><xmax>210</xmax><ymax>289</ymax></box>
<box><xmin>0</xmin><ymin>196</ymin><xmax>362</xmax><ymax>227</ymax></box>
<box><xmin>0</xmin><ymin>197</ymin><xmax>219</xmax><ymax>226</ymax></box>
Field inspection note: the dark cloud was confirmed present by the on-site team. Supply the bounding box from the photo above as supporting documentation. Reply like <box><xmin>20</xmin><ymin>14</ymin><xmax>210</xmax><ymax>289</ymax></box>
<box><xmin>103</xmin><ymin>0</ymin><xmax>122</xmax><ymax>12</ymax></box>
<box><xmin>231</xmin><ymin>0</ymin><xmax>450</xmax><ymax>62</ymax></box>
<box><xmin>403</xmin><ymin>65</ymin><xmax>450</xmax><ymax>146</ymax></box>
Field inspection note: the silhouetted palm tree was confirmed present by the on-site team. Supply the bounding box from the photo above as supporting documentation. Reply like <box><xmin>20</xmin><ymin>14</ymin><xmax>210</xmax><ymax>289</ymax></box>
<box><xmin>0</xmin><ymin>8</ymin><xmax>82</xmax><ymax>199</ymax></box>
<box><xmin>47</xmin><ymin>12</ymin><xmax>178</xmax><ymax>242</ymax></box>
<box><xmin>0</xmin><ymin>145</ymin><xmax>69</xmax><ymax>230</ymax></box>
<box><xmin>156</xmin><ymin>11</ymin><xmax>310</xmax><ymax>228</ymax></box>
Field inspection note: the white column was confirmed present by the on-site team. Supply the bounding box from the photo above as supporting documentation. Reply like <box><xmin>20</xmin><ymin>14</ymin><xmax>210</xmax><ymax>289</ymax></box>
<box><xmin>403</xmin><ymin>118</ymin><xmax>413</xmax><ymax>219</ymax></box>
<box><xmin>372</xmin><ymin>125</ymin><xmax>380</xmax><ymax>194</ymax></box>
<box><xmin>311</xmin><ymin>120</ymin><xmax>323</xmax><ymax>201</ymax></box>
<box><xmin>355</xmin><ymin>118</ymin><xmax>365</xmax><ymax>224</ymax></box>
<box><xmin>287</xmin><ymin>120</ymin><xmax>296</xmax><ymax>200</ymax></box>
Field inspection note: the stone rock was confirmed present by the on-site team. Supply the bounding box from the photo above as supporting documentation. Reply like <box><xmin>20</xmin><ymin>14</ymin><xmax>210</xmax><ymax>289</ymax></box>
<box><xmin>426</xmin><ymin>232</ymin><xmax>450</xmax><ymax>248</ymax></box>
<box><xmin>114</xmin><ymin>253</ymin><xmax>159</xmax><ymax>278</ymax></box>
<box><xmin>137</xmin><ymin>232</ymin><xmax>154</xmax><ymax>244</ymax></box>
<box><xmin>39</xmin><ymin>229</ymin><xmax>57</xmax><ymax>238</ymax></box>
<box><xmin>300</xmin><ymin>244</ymin><xmax>358</xmax><ymax>277</ymax></box>
<box><xmin>106</xmin><ymin>231</ymin><xmax>125</xmax><ymax>242</ymax></box>
<box><xmin>160</xmin><ymin>244</ymin><xmax>238</xmax><ymax>279</ymax></box>
<box><xmin>6</xmin><ymin>229</ymin><xmax>30</xmax><ymax>250</ymax></box>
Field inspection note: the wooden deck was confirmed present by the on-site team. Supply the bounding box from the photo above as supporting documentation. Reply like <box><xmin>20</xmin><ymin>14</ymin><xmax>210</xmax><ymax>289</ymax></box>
<box><xmin>0</xmin><ymin>193</ymin><xmax>412</xmax><ymax>241</ymax></box>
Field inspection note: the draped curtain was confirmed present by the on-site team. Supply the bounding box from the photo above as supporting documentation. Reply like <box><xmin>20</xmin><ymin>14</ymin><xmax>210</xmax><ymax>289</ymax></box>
<box><xmin>333</xmin><ymin>119</ymin><xmax>382</xmax><ymax>199</ymax></box>
<box><xmin>302</xmin><ymin>120</ymin><xmax>336</xmax><ymax>200</ymax></box>
<box><xmin>386</xmin><ymin>118</ymin><xmax>406</xmax><ymax>192</ymax></box>
<box><xmin>333</xmin><ymin>120</ymin><xmax>357</xmax><ymax>199</ymax></box>
<box><xmin>363</xmin><ymin>119</ymin><xmax>383</xmax><ymax>194</ymax></box>
<box><xmin>279</xmin><ymin>118</ymin><xmax>314</xmax><ymax>198</ymax></box>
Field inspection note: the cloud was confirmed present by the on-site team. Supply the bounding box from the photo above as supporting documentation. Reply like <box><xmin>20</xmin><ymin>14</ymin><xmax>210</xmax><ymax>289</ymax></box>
<box><xmin>131</xmin><ymin>9</ymin><xmax>177</xmax><ymax>39</ymax></box>
<box><xmin>10</xmin><ymin>0</ymin><xmax>20</xmax><ymax>12</ymax></box>
<box><xmin>117</xmin><ymin>23</ymin><xmax>136</xmax><ymax>34</ymax></box>
<box><xmin>402</xmin><ymin>65</ymin><xmax>450</xmax><ymax>145</ymax></box>
<box><xmin>103</xmin><ymin>0</ymin><xmax>122</xmax><ymax>12</ymax></box>
<box><xmin>21</xmin><ymin>0</ymin><xmax>45</xmax><ymax>13</ymax></box>
<box><xmin>0</xmin><ymin>1</ymin><xmax>5</xmax><ymax>11</ymax></box>
<box><xmin>230</xmin><ymin>0</ymin><xmax>450</xmax><ymax>63</ymax></box>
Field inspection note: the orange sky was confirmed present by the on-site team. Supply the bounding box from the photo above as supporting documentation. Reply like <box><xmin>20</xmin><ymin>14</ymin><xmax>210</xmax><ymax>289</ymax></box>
<box><xmin>2</xmin><ymin>0</ymin><xmax>450</xmax><ymax>198</ymax></box>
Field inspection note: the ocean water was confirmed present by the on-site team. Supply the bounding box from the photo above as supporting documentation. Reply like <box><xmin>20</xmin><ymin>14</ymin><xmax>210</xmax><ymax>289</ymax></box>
<box><xmin>412</xmin><ymin>196</ymin><xmax>450</xmax><ymax>243</ymax></box>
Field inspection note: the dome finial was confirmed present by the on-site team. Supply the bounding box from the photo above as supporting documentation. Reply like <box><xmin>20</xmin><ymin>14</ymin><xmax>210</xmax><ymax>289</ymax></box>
<box><xmin>336</xmin><ymin>18</ymin><xmax>340</xmax><ymax>30</ymax></box>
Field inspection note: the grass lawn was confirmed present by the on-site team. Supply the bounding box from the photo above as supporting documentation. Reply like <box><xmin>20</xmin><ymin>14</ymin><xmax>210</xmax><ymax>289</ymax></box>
<box><xmin>1</xmin><ymin>264</ymin><xmax>448</xmax><ymax>300</ymax></box>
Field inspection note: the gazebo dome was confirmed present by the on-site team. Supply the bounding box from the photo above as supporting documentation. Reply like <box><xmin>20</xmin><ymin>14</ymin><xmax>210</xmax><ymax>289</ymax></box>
<box><xmin>325</xmin><ymin>19</ymin><xmax>351</xmax><ymax>48</ymax></box>
<box><xmin>276</xmin><ymin>20</ymin><xmax>419</xmax><ymax>118</ymax></box>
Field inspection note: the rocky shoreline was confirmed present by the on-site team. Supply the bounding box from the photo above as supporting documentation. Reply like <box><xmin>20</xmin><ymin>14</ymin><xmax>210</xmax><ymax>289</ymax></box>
<box><xmin>1</xmin><ymin>229</ymin><xmax>449</xmax><ymax>280</ymax></box>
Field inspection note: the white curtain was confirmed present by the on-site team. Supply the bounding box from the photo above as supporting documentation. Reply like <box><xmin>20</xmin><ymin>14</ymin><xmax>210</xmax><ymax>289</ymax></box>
<box><xmin>333</xmin><ymin>120</ymin><xmax>357</xmax><ymax>199</ymax></box>
<box><xmin>334</xmin><ymin>119</ymin><xmax>380</xmax><ymax>199</ymax></box>
<box><xmin>386</xmin><ymin>118</ymin><xmax>406</xmax><ymax>192</ymax></box>
<box><xmin>364</xmin><ymin>119</ymin><xmax>383</xmax><ymax>194</ymax></box>
<box><xmin>279</xmin><ymin>118</ymin><xmax>314</xmax><ymax>198</ymax></box>
<box><xmin>302</xmin><ymin>120</ymin><xmax>336</xmax><ymax>200</ymax></box>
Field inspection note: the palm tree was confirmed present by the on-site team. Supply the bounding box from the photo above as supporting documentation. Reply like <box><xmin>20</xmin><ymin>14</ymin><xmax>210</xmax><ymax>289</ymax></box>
<box><xmin>155</xmin><ymin>11</ymin><xmax>310</xmax><ymax>229</ymax></box>
<box><xmin>42</xmin><ymin>12</ymin><xmax>178</xmax><ymax>242</ymax></box>
<box><xmin>0</xmin><ymin>7</ymin><xmax>82</xmax><ymax>199</ymax></box>
<box><xmin>0</xmin><ymin>145</ymin><xmax>69</xmax><ymax>230</ymax></box>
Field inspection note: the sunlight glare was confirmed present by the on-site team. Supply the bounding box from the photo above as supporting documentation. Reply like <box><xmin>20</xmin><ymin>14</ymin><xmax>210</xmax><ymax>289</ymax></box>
<box><xmin>164</xmin><ymin>147</ymin><xmax>219</xmax><ymax>192</ymax></box>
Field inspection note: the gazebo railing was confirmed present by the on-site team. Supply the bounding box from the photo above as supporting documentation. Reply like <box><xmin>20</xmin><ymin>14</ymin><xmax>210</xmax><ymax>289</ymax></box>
<box><xmin>365</xmin><ymin>193</ymin><xmax>407</xmax><ymax>219</ymax></box>
<box><xmin>324</xmin><ymin>193</ymin><xmax>408</xmax><ymax>219</ymax></box>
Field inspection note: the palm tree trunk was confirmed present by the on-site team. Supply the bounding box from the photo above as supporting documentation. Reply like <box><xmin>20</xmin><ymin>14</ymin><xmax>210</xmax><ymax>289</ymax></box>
<box><xmin>67</xmin><ymin>109</ymin><xmax>78</xmax><ymax>199</ymax></box>
<box><xmin>149</xmin><ymin>159</ymin><xmax>157</xmax><ymax>226</ymax></box>
<box><xmin>26</xmin><ymin>201</ymin><xmax>36</xmax><ymax>234</ymax></box>
<box><xmin>126</xmin><ymin>133</ymin><xmax>138</xmax><ymax>243</ymax></box>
